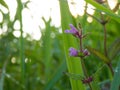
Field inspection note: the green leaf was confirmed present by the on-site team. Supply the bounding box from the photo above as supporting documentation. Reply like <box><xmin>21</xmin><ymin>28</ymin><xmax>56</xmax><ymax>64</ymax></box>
<box><xmin>87</xmin><ymin>46</ymin><xmax>110</xmax><ymax>64</ymax></box>
<box><xmin>42</xmin><ymin>18</ymin><xmax>52</xmax><ymax>81</ymax></box>
<box><xmin>85</xmin><ymin>0</ymin><xmax>120</xmax><ymax>23</ymax></box>
<box><xmin>0</xmin><ymin>0</ymin><xmax>8</xmax><ymax>9</ymax></box>
<box><xmin>44</xmin><ymin>61</ymin><xmax>66</xmax><ymax>90</ymax></box>
<box><xmin>108</xmin><ymin>38</ymin><xmax>120</xmax><ymax>59</ymax></box>
<box><xmin>0</xmin><ymin>58</ymin><xmax>9</xmax><ymax>90</ymax></box>
<box><xmin>65</xmin><ymin>71</ymin><xmax>101</xmax><ymax>90</ymax></box>
<box><xmin>110</xmin><ymin>58</ymin><xmax>120</xmax><ymax>90</ymax></box>
<box><xmin>64</xmin><ymin>72</ymin><xmax>84</xmax><ymax>80</ymax></box>
<box><xmin>59</xmin><ymin>0</ymin><xmax>86</xmax><ymax>90</ymax></box>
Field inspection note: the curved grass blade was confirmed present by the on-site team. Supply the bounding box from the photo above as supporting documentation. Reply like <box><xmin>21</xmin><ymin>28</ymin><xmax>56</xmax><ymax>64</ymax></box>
<box><xmin>85</xmin><ymin>0</ymin><xmax>120</xmax><ymax>23</ymax></box>
<box><xmin>0</xmin><ymin>0</ymin><xmax>8</xmax><ymax>9</ymax></box>
<box><xmin>0</xmin><ymin>58</ymin><xmax>9</xmax><ymax>90</ymax></box>
<box><xmin>110</xmin><ymin>58</ymin><xmax>120</xmax><ymax>90</ymax></box>
<box><xmin>5</xmin><ymin>73</ymin><xmax>25</xmax><ymax>89</ymax></box>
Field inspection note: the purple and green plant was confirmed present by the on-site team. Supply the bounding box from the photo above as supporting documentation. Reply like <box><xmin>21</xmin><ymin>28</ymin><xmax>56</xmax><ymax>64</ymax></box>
<box><xmin>64</xmin><ymin>23</ymin><xmax>94</xmax><ymax>90</ymax></box>
<box><xmin>62</xmin><ymin>1</ymin><xmax>120</xmax><ymax>90</ymax></box>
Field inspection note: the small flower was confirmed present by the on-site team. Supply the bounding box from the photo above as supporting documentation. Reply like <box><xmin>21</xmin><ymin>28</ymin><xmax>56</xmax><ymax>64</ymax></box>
<box><xmin>64</xmin><ymin>24</ymin><xmax>80</xmax><ymax>38</ymax></box>
<box><xmin>83</xmin><ymin>49</ymin><xmax>90</xmax><ymax>56</ymax></box>
<box><xmin>82</xmin><ymin>76</ymin><xmax>93</xmax><ymax>84</ymax></box>
<box><xmin>69</xmin><ymin>47</ymin><xmax>78</xmax><ymax>57</ymax></box>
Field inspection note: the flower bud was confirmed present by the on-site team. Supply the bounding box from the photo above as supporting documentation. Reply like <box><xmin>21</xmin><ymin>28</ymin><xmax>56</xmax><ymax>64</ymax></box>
<box><xmin>64</xmin><ymin>24</ymin><xmax>81</xmax><ymax>38</ymax></box>
<box><xmin>69</xmin><ymin>47</ymin><xmax>79</xmax><ymax>57</ymax></box>
<box><xmin>83</xmin><ymin>49</ymin><xmax>90</xmax><ymax>56</ymax></box>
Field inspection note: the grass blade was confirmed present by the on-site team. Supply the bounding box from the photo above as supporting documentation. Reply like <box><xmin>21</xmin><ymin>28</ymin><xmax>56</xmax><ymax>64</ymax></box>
<box><xmin>42</xmin><ymin>18</ymin><xmax>52</xmax><ymax>81</ymax></box>
<box><xmin>0</xmin><ymin>57</ymin><xmax>10</xmax><ymax>90</ymax></box>
<box><xmin>87</xmin><ymin>46</ymin><xmax>110</xmax><ymax>64</ymax></box>
<box><xmin>110</xmin><ymin>58</ymin><xmax>120</xmax><ymax>90</ymax></box>
<box><xmin>0</xmin><ymin>0</ymin><xmax>8</xmax><ymax>9</ymax></box>
<box><xmin>85</xmin><ymin>0</ymin><xmax>120</xmax><ymax>23</ymax></box>
<box><xmin>59</xmin><ymin>0</ymin><xmax>86</xmax><ymax>90</ymax></box>
<box><xmin>108</xmin><ymin>38</ymin><xmax>120</xmax><ymax>59</ymax></box>
<box><xmin>16</xmin><ymin>0</ymin><xmax>26</xmax><ymax>89</ymax></box>
<box><xmin>44</xmin><ymin>61</ymin><xmax>66</xmax><ymax>90</ymax></box>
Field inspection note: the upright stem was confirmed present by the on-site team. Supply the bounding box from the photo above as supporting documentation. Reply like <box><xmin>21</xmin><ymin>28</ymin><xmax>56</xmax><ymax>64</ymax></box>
<box><xmin>80</xmin><ymin>30</ymin><xmax>83</xmax><ymax>52</ymax></box>
<box><xmin>103</xmin><ymin>24</ymin><xmax>107</xmax><ymax>57</ymax></box>
<box><xmin>81</xmin><ymin>59</ymin><xmax>92</xmax><ymax>90</ymax></box>
<box><xmin>79</xmin><ymin>34</ymin><xmax>92</xmax><ymax>90</ymax></box>
<box><xmin>100</xmin><ymin>12</ymin><xmax>114</xmax><ymax>75</ymax></box>
<box><xmin>103</xmin><ymin>24</ymin><xmax>114</xmax><ymax>76</ymax></box>
<box><xmin>100</xmin><ymin>12</ymin><xmax>108</xmax><ymax>57</ymax></box>
<box><xmin>108</xmin><ymin>63</ymin><xmax>114</xmax><ymax>76</ymax></box>
<box><xmin>17</xmin><ymin>0</ymin><xmax>26</xmax><ymax>89</ymax></box>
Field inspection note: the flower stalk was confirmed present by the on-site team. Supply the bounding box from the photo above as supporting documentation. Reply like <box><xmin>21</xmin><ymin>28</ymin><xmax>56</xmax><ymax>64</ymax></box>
<box><xmin>65</xmin><ymin>24</ymin><xmax>92</xmax><ymax>90</ymax></box>
<box><xmin>100</xmin><ymin>13</ymin><xmax>114</xmax><ymax>76</ymax></box>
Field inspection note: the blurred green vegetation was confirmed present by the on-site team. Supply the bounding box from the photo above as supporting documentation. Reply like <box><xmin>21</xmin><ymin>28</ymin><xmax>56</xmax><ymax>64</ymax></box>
<box><xmin>0</xmin><ymin>0</ymin><xmax>120</xmax><ymax>90</ymax></box>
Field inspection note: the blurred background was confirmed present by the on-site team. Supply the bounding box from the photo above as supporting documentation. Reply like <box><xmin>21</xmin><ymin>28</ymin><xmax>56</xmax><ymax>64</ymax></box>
<box><xmin>0</xmin><ymin>0</ymin><xmax>120</xmax><ymax>90</ymax></box>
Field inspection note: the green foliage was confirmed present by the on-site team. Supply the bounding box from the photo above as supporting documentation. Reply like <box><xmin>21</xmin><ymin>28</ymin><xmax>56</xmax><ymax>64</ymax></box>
<box><xmin>59</xmin><ymin>0</ymin><xmax>86</xmax><ymax>90</ymax></box>
<box><xmin>0</xmin><ymin>0</ymin><xmax>120</xmax><ymax>90</ymax></box>
<box><xmin>87</xmin><ymin>46</ymin><xmax>110</xmax><ymax>64</ymax></box>
<box><xmin>108</xmin><ymin>38</ymin><xmax>120</xmax><ymax>59</ymax></box>
<box><xmin>110</xmin><ymin>59</ymin><xmax>120</xmax><ymax>90</ymax></box>
<box><xmin>85</xmin><ymin>0</ymin><xmax>120</xmax><ymax>23</ymax></box>
<box><xmin>0</xmin><ymin>0</ymin><xmax>8</xmax><ymax>9</ymax></box>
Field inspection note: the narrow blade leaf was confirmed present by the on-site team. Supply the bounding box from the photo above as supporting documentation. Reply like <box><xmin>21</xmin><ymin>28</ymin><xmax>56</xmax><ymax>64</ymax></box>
<box><xmin>64</xmin><ymin>72</ymin><xmax>84</xmax><ymax>80</ymax></box>
<box><xmin>85</xmin><ymin>0</ymin><xmax>120</xmax><ymax>23</ymax></box>
<box><xmin>110</xmin><ymin>59</ymin><xmax>120</xmax><ymax>90</ymax></box>
<box><xmin>0</xmin><ymin>0</ymin><xmax>8</xmax><ymax>9</ymax></box>
<box><xmin>87</xmin><ymin>46</ymin><xmax>110</xmax><ymax>64</ymax></box>
<box><xmin>108</xmin><ymin>38</ymin><xmax>120</xmax><ymax>59</ymax></box>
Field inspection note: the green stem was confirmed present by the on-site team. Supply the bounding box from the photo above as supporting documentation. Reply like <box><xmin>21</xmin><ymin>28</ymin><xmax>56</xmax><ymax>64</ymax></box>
<box><xmin>79</xmin><ymin>36</ymin><xmax>92</xmax><ymax>90</ymax></box>
<box><xmin>81</xmin><ymin>59</ymin><xmax>92</xmax><ymax>90</ymax></box>
<box><xmin>107</xmin><ymin>63</ymin><xmax>114</xmax><ymax>76</ymax></box>
<box><xmin>103</xmin><ymin>24</ymin><xmax>114</xmax><ymax>76</ymax></box>
<box><xmin>103</xmin><ymin>24</ymin><xmax>108</xmax><ymax>57</ymax></box>
<box><xmin>17</xmin><ymin>0</ymin><xmax>26</xmax><ymax>89</ymax></box>
<box><xmin>100</xmin><ymin>13</ymin><xmax>114</xmax><ymax>76</ymax></box>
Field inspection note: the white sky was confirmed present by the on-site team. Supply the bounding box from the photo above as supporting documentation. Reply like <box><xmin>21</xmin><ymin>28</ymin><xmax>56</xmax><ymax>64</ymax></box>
<box><xmin>0</xmin><ymin>0</ymin><xmax>117</xmax><ymax>40</ymax></box>
<box><xmin>2</xmin><ymin>0</ymin><xmax>61</xmax><ymax>40</ymax></box>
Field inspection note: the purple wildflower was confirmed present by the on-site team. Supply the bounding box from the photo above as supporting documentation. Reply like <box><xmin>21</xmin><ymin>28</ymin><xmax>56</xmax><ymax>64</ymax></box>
<box><xmin>83</xmin><ymin>49</ymin><xmax>90</xmax><ymax>56</ymax></box>
<box><xmin>64</xmin><ymin>24</ymin><xmax>80</xmax><ymax>38</ymax></box>
<box><xmin>69</xmin><ymin>47</ymin><xmax>78</xmax><ymax>57</ymax></box>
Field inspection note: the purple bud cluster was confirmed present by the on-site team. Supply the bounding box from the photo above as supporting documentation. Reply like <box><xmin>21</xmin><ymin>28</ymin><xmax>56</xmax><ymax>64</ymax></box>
<box><xmin>65</xmin><ymin>24</ymin><xmax>81</xmax><ymax>38</ymax></box>
<box><xmin>69</xmin><ymin>47</ymin><xmax>78</xmax><ymax>57</ymax></box>
<box><xmin>65</xmin><ymin>24</ymin><xmax>90</xmax><ymax>58</ymax></box>
<box><xmin>64</xmin><ymin>24</ymin><xmax>93</xmax><ymax>84</ymax></box>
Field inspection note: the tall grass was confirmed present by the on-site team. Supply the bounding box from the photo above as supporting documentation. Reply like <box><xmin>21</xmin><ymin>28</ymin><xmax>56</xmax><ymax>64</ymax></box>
<box><xmin>0</xmin><ymin>0</ymin><xmax>120</xmax><ymax>90</ymax></box>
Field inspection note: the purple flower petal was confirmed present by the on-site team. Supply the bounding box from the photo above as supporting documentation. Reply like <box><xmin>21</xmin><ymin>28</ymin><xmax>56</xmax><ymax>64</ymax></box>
<box><xmin>64</xmin><ymin>24</ymin><xmax>80</xmax><ymax>38</ymax></box>
<box><xmin>64</xmin><ymin>30</ymin><xmax>71</xmax><ymax>33</ymax></box>
<box><xmin>69</xmin><ymin>24</ymin><xmax>78</xmax><ymax>34</ymax></box>
<box><xmin>69</xmin><ymin>47</ymin><xmax>78</xmax><ymax>57</ymax></box>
